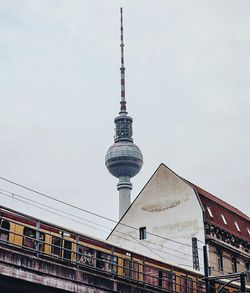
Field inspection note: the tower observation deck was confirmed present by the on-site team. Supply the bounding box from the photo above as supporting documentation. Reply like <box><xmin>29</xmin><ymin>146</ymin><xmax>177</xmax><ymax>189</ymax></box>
<box><xmin>105</xmin><ymin>8</ymin><xmax>143</xmax><ymax>219</ymax></box>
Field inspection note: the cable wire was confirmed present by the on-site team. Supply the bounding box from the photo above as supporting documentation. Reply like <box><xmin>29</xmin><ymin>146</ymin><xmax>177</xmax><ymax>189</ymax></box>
<box><xmin>0</xmin><ymin>176</ymin><xmax>204</xmax><ymax>251</ymax></box>
<box><xmin>0</xmin><ymin>190</ymin><xmax>198</xmax><ymax>267</ymax></box>
<box><xmin>0</xmin><ymin>189</ymin><xmax>204</xmax><ymax>267</ymax></box>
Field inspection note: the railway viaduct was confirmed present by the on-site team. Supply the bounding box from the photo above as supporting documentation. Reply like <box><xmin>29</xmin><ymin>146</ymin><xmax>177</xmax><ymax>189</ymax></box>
<box><xmin>0</xmin><ymin>244</ymin><xmax>162</xmax><ymax>293</ymax></box>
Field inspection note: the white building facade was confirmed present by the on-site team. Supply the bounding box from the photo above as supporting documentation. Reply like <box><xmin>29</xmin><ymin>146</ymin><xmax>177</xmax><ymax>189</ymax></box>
<box><xmin>107</xmin><ymin>163</ymin><xmax>250</xmax><ymax>285</ymax></box>
<box><xmin>107</xmin><ymin>164</ymin><xmax>205</xmax><ymax>271</ymax></box>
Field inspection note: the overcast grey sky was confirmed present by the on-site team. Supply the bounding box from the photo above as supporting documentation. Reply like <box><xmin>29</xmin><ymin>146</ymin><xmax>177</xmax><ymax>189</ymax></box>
<box><xmin>0</xmin><ymin>0</ymin><xmax>249</xmax><ymax>239</ymax></box>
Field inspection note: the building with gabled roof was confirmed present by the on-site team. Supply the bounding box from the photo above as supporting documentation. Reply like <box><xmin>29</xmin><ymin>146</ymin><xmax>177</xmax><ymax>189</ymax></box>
<box><xmin>107</xmin><ymin>163</ymin><xmax>250</xmax><ymax>284</ymax></box>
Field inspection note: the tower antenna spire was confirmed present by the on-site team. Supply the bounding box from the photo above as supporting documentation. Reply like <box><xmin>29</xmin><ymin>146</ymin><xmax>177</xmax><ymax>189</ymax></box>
<box><xmin>120</xmin><ymin>7</ymin><xmax>127</xmax><ymax>114</ymax></box>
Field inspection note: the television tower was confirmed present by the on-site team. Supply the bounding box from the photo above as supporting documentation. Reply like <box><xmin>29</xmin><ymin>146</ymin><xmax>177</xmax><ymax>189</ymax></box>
<box><xmin>105</xmin><ymin>7</ymin><xmax>143</xmax><ymax>219</ymax></box>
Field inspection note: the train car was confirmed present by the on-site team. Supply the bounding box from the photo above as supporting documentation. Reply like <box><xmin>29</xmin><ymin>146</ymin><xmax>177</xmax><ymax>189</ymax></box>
<box><xmin>0</xmin><ymin>205</ymin><xmax>247</xmax><ymax>292</ymax></box>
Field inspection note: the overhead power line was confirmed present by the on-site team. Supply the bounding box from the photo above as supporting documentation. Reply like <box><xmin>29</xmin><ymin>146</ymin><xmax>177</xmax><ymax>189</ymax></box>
<box><xmin>0</xmin><ymin>188</ymin><xmax>198</xmax><ymax>263</ymax></box>
<box><xmin>0</xmin><ymin>176</ymin><xmax>204</xmax><ymax>251</ymax></box>
<box><xmin>0</xmin><ymin>190</ymin><xmax>199</xmax><ymax>266</ymax></box>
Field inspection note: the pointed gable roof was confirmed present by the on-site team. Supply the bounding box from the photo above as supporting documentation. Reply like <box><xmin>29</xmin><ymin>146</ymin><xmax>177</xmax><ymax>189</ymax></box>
<box><xmin>107</xmin><ymin>163</ymin><xmax>250</xmax><ymax>243</ymax></box>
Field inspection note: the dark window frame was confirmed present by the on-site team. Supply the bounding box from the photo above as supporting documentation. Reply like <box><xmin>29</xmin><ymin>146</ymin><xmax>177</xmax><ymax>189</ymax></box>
<box><xmin>217</xmin><ymin>248</ymin><xmax>223</xmax><ymax>271</ymax></box>
<box><xmin>51</xmin><ymin>236</ymin><xmax>62</xmax><ymax>257</ymax></box>
<box><xmin>139</xmin><ymin>226</ymin><xmax>146</xmax><ymax>240</ymax></box>
<box><xmin>231</xmin><ymin>255</ymin><xmax>237</xmax><ymax>273</ymax></box>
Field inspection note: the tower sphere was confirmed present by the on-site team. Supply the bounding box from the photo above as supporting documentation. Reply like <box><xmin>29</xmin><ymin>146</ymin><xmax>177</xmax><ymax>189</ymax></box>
<box><xmin>105</xmin><ymin>141</ymin><xmax>143</xmax><ymax>178</ymax></box>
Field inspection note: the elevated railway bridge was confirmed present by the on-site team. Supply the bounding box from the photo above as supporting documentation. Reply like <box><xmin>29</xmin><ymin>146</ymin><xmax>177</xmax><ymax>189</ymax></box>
<box><xmin>0</xmin><ymin>205</ymin><xmax>246</xmax><ymax>292</ymax></box>
<box><xmin>0</xmin><ymin>242</ymin><xmax>164</xmax><ymax>293</ymax></box>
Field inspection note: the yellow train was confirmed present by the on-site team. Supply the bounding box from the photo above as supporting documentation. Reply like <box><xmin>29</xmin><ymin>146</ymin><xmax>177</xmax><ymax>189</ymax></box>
<box><xmin>0</xmin><ymin>205</ymin><xmax>245</xmax><ymax>292</ymax></box>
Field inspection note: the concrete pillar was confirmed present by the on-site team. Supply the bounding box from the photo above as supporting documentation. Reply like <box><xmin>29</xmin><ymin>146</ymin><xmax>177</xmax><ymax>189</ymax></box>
<box><xmin>117</xmin><ymin>176</ymin><xmax>132</xmax><ymax>219</ymax></box>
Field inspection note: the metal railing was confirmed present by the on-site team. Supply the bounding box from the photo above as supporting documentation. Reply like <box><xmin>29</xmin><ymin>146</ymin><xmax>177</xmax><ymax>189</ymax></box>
<box><xmin>0</xmin><ymin>216</ymin><xmax>205</xmax><ymax>292</ymax></box>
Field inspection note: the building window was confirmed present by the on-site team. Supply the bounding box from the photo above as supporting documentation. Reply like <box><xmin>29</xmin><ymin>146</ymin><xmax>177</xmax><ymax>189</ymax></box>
<box><xmin>234</xmin><ymin>221</ymin><xmax>240</xmax><ymax>232</ymax></box>
<box><xmin>207</xmin><ymin>207</ymin><xmax>213</xmax><ymax>218</ymax></box>
<box><xmin>139</xmin><ymin>227</ymin><xmax>146</xmax><ymax>240</ymax></box>
<box><xmin>231</xmin><ymin>256</ymin><xmax>237</xmax><ymax>273</ymax></box>
<box><xmin>247</xmin><ymin>228</ymin><xmax>250</xmax><ymax>236</ymax></box>
<box><xmin>217</xmin><ymin>249</ymin><xmax>223</xmax><ymax>271</ymax></box>
<box><xmin>245</xmin><ymin>262</ymin><xmax>250</xmax><ymax>273</ymax></box>
<box><xmin>221</xmin><ymin>214</ymin><xmax>228</xmax><ymax>225</ymax></box>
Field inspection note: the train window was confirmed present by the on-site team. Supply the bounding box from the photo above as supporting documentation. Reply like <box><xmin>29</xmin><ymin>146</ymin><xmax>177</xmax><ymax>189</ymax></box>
<box><xmin>144</xmin><ymin>265</ymin><xmax>159</xmax><ymax>286</ymax></box>
<box><xmin>0</xmin><ymin>220</ymin><xmax>10</xmax><ymax>241</ymax></box>
<box><xmin>217</xmin><ymin>248</ymin><xmax>223</xmax><ymax>271</ymax></box>
<box><xmin>197</xmin><ymin>281</ymin><xmax>205</xmax><ymax>293</ymax></box>
<box><xmin>123</xmin><ymin>258</ymin><xmax>138</xmax><ymax>279</ymax></box>
<box><xmin>179</xmin><ymin>276</ymin><xmax>184</xmax><ymax>293</ymax></box>
<box><xmin>162</xmin><ymin>272</ymin><xmax>175</xmax><ymax>290</ymax></box>
<box><xmin>63</xmin><ymin>240</ymin><xmax>72</xmax><ymax>260</ymax></box>
<box><xmin>37</xmin><ymin>232</ymin><xmax>45</xmax><ymax>252</ymax></box>
<box><xmin>51</xmin><ymin>236</ymin><xmax>62</xmax><ymax>257</ymax></box>
<box><xmin>109</xmin><ymin>255</ymin><xmax>118</xmax><ymax>274</ymax></box>
<box><xmin>96</xmin><ymin>251</ymin><xmax>110</xmax><ymax>270</ymax></box>
<box><xmin>187</xmin><ymin>278</ymin><xmax>193</xmax><ymax>293</ymax></box>
<box><xmin>123</xmin><ymin>258</ymin><xmax>131</xmax><ymax>277</ymax></box>
<box><xmin>132</xmin><ymin>260</ymin><xmax>139</xmax><ymax>280</ymax></box>
<box><xmin>79</xmin><ymin>246</ymin><xmax>95</xmax><ymax>266</ymax></box>
<box><xmin>23</xmin><ymin>227</ymin><xmax>36</xmax><ymax>249</ymax></box>
<box><xmin>158</xmin><ymin>270</ymin><xmax>163</xmax><ymax>287</ymax></box>
<box><xmin>179</xmin><ymin>276</ymin><xmax>186</xmax><ymax>293</ymax></box>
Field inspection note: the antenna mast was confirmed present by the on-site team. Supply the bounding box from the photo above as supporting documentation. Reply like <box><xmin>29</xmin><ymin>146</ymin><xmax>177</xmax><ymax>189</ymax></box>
<box><xmin>120</xmin><ymin>7</ymin><xmax>127</xmax><ymax>114</ymax></box>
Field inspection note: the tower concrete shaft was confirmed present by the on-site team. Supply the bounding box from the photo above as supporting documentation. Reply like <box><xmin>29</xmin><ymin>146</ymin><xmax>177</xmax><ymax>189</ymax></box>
<box><xmin>117</xmin><ymin>176</ymin><xmax>132</xmax><ymax>219</ymax></box>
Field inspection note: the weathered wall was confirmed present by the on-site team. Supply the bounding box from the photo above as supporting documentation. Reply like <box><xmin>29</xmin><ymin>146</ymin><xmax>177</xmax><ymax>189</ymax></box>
<box><xmin>208</xmin><ymin>243</ymin><xmax>248</xmax><ymax>276</ymax></box>
<box><xmin>108</xmin><ymin>164</ymin><xmax>205</xmax><ymax>271</ymax></box>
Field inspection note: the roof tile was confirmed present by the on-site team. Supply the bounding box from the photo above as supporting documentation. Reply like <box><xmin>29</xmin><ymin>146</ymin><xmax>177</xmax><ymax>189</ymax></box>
<box><xmin>189</xmin><ymin>182</ymin><xmax>250</xmax><ymax>242</ymax></box>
